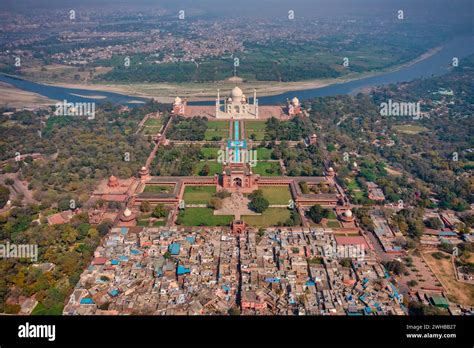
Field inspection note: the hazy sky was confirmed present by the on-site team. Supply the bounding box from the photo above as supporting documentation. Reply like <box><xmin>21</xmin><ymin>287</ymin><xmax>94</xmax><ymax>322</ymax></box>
<box><xmin>1</xmin><ymin>0</ymin><xmax>473</xmax><ymax>23</ymax></box>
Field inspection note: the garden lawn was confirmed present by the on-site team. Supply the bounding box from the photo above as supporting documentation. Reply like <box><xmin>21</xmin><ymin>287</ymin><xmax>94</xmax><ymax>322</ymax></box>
<box><xmin>177</xmin><ymin>208</ymin><xmax>233</xmax><ymax>226</ymax></box>
<box><xmin>205</xmin><ymin>121</ymin><xmax>229</xmax><ymax>140</ymax></box>
<box><xmin>245</xmin><ymin>121</ymin><xmax>267</xmax><ymax>141</ymax></box>
<box><xmin>144</xmin><ymin>118</ymin><xmax>163</xmax><ymax>127</ymax></box>
<box><xmin>245</xmin><ymin>120</ymin><xmax>267</xmax><ymax>131</ymax></box>
<box><xmin>326</xmin><ymin>220</ymin><xmax>341</xmax><ymax>228</ymax></box>
<box><xmin>204</xmin><ymin>129</ymin><xmax>228</xmax><ymax>141</ymax></box>
<box><xmin>207</xmin><ymin>120</ymin><xmax>229</xmax><ymax>130</ymax></box>
<box><xmin>256</xmin><ymin>147</ymin><xmax>272</xmax><ymax>160</ymax></box>
<box><xmin>193</xmin><ymin>161</ymin><xmax>222</xmax><ymax>176</ymax></box>
<box><xmin>143</xmin><ymin>185</ymin><xmax>175</xmax><ymax>193</ymax></box>
<box><xmin>252</xmin><ymin>161</ymin><xmax>281</xmax><ymax>176</ymax></box>
<box><xmin>200</xmin><ymin>147</ymin><xmax>220</xmax><ymax>159</ymax></box>
<box><xmin>259</xmin><ymin>186</ymin><xmax>292</xmax><ymax>204</ymax></box>
<box><xmin>183</xmin><ymin>186</ymin><xmax>216</xmax><ymax>204</ymax></box>
<box><xmin>243</xmin><ymin>208</ymin><xmax>292</xmax><ymax>227</ymax></box>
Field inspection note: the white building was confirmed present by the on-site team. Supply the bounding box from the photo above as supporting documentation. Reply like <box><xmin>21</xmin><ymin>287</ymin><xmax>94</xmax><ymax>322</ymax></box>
<box><xmin>216</xmin><ymin>86</ymin><xmax>258</xmax><ymax>119</ymax></box>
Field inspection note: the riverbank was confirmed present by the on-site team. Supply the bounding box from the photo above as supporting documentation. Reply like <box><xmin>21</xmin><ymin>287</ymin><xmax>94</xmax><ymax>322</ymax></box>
<box><xmin>24</xmin><ymin>45</ymin><xmax>443</xmax><ymax>103</ymax></box>
<box><xmin>0</xmin><ymin>81</ymin><xmax>56</xmax><ymax>108</ymax></box>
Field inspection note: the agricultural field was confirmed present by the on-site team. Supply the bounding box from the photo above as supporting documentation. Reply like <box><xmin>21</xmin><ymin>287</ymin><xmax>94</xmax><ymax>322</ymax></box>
<box><xmin>176</xmin><ymin>207</ymin><xmax>233</xmax><ymax>226</ymax></box>
<box><xmin>183</xmin><ymin>186</ymin><xmax>216</xmax><ymax>204</ymax></box>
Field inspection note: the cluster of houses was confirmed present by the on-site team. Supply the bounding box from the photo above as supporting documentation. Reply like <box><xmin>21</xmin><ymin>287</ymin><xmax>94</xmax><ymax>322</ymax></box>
<box><xmin>63</xmin><ymin>225</ymin><xmax>407</xmax><ymax>315</ymax></box>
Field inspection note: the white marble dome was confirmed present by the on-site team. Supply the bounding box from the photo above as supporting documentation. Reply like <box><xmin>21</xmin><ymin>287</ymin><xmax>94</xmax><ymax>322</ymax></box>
<box><xmin>344</xmin><ymin>210</ymin><xmax>353</xmax><ymax>218</ymax></box>
<box><xmin>174</xmin><ymin>96</ymin><xmax>182</xmax><ymax>105</ymax></box>
<box><xmin>231</xmin><ymin>86</ymin><xmax>243</xmax><ymax>98</ymax></box>
<box><xmin>292</xmin><ymin>97</ymin><xmax>300</xmax><ymax>106</ymax></box>
<box><xmin>123</xmin><ymin>208</ymin><xmax>132</xmax><ymax>217</ymax></box>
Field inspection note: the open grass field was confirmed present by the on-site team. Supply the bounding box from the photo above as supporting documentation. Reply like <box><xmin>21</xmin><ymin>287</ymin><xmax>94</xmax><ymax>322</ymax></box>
<box><xmin>423</xmin><ymin>251</ymin><xmax>474</xmax><ymax>306</ymax></box>
<box><xmin>259</xmin><ymin>186</ymin><xmax>292</xmax><ymax>204</ymax></box>
<box><xmin>200</xmin><ymin>147</ymin><xmax>220</xmax><ymax>159</ymax></box>
<box><xmin>346</xmin><ymin>178</ymin><xmax>365</xmax><ymax>200</ymax></box>
<box><xmin>141</xmin><ymin>126</ymin><xmax>162</xmax><ymax>135</ymax></box>
<box><xmin>137</xmin><ymin>216</ymin><xmax>167</xmax><ymax>227</ymax></box>
<box><xmin>242</xmin><ymin>208</ymin><xmax>292</xmax><ymax>227</ymax></box>
<box><xmin>245</xmin><ymin>120</ymin><xmax>267</xmax><ymax>131</ymax></box>
<box><xmin>144</xmin><ymin>118</ymin><xmax>163</xmax><ymax>127</ymax></box>
<box><xmin>205</xmin><ymin>120</ymin><xmax>229</xmax><ymax>140</ymax></box>
<box><xmin>252</xmin><ymin>161</ymin><xmax>281</xmax><ymax>176</ymax></box>
<box><xmin>393</xmin><ymin>124</ymin><xmax>430</xmax><ymax>135</ymax></box>
<box><xmin>204</xmin><ymin>129</ymin><xmax>229</xmax><ymax>141</ymax></box>
<box><xmin>193</xmin><ymin>161</ymin><xmax>222</xmax><ymax>176</ymax></box>
<box><xmin>183</xmin><ymin>186</ymin><xmax>216</xmax><ymax>204</ymax></box>
<box><xmin>143</xmin><ymin>184</ymin><xmax>174</xmax><ymax>193</ymax></box>
<box><xmin>245</xmin><ymin>120</ymin><xmax>267</xmax><ymax>141</ymax></box>
<box><xmin>176</xmin><ymin>207</ymin><xmax>233</xmax><ymax>226</ymax></box>
<box><xmin>207</xmin><ymin>120</ymin><xmax>229</xmax><ymax>130</ymax></box>
<box><xmin>326</xmin><ymin>220</ymin><xmax>341</xmax><ymax>228</ymax></box>
<box><xmin>256</xmin><ymin>147</ymin><xmax>273</xmax><ymax>160</ymax></box>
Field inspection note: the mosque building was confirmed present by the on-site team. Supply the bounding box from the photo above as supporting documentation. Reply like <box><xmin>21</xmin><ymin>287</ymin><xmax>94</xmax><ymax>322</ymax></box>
<box><xmin>172</xmin><ymin>96</ymin><xmax>186</xmax><ymax>116</ymax></box>
<box><xmin>287</xmin><ymin>96</ymin><xmax>302</xmax><ymax>116</ymax></box>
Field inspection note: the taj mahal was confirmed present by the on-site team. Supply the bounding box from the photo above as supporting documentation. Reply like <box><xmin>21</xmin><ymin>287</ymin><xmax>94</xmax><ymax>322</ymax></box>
<box><xmin>172</xmin><ymin>85</ymin><xmax>303</xmax><ymax>120</ymax></box>
<box><xmin>215</xmin><ymin>86</ymin><xmax>259</xmax><ymax>119</ymax></box>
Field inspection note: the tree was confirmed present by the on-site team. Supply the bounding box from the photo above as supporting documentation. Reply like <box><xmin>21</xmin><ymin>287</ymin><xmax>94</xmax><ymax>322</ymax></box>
<box><xmin>248</xmin><ymin>190</ymin><xmax>269</xmax><ymax>213</ymax></box>
<box><xmin>308</xmin><ymin>204</ymin><xmax>329</xmax><ymax>223</ymax></box>
<box><xmin>152</xmin><ymin>204</ymin><xmax>166</xmax><ymax>218</ymax></box>
<box><xmin>199</xmin><ymin>163</ymin><xmax>210</xmax><ymax>176</ymax></box>
<box><xmin>299</xmin><ymin>181</ymin><xmax>309</xmax><ymax>194</ymax></box>
<box><xmin>0</xmin><ymin>184</ymin><xmax>10</xmax><ymax>208</ymax></box>
<box><xmin>4</xmin><ymin>178</ymin><xmax>14</xmax><ymax>186</ymax></box>
<box><xmin>140</xmin><ymin>201</ymin><xmax>151</xmax><ymax>213</ymax></box>
<box><xmin>339</xmin><ymin>258</ymin><xmax>352</xmax><ymax>268</ymax></box>
<box><xmin>383</xmin><ymin>260</ymin><xmax>406</xmax><ymax>276</ymax></box>
<box><xmin>98</xmin><ymin>219</ymin><xmax>113</xmax><ymax>236</ymax></box>
<box><xmin>208</xmin><ymin>197</ymin><xmax>223</xmax><ymax>210</ymax></box>
<box><xmin>424</xmin><ymin>217</ymin><xmax>443</xmax><ymax>230</ymax></box>
<box><xmin>228</xmin><ymin>307</ymin><xmax>241</xmax><ymax>315</ymax></box>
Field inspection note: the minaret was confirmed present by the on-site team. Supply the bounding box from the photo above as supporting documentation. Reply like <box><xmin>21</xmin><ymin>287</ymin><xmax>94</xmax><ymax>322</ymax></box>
<box><xmin>254</xmin><ymin>89</ymin><xmax>258</xmax><ymax>118</ymax></box>
<box><xmin>216</xmin><ymin>89</ymin><xmax>220</xmax><ymax>117</ymax></box>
